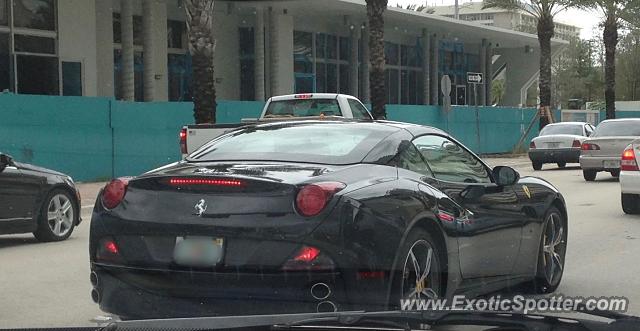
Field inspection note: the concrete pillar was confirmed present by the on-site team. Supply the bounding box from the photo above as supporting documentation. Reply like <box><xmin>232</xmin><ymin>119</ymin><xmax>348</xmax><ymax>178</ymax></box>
<box><xmin>479</xmin><ymin>39</ymin><xmax>487</xmax><ymax>106</ymax></box>
<box><xmin>268</xmin><ymin>7</ymin><xmax>293</xmax><ymax>96</ymax></box>
<box><xmin>485</xmin><ymin>42</ymin><xmax>493</xmax><ymax>105</ymax></box>
<box><xmin>361</xmin><ymin>25</ymin><xmax>370</xmax><ymax>103</ymax></box>
<box><xmin>349</xmin><ymin>24</ymin><xmax>359</xmax><ymax>97</ymax></box>
<box><xmin>120</xmin><ymin>0</ymin><xmax>135</xmax><ymax>101</ymax></box>
<box><xmin>254</xmin><ymin>6</ymin><xmax>266</xmax><ymax>101</ymax></box>
<box><xmin>140</xmin><ymin>0</ymin><xmax>168</xmax><ymax>101</ymax></box>
<box><xmin>421</xmin><ymin>29</ymin><xmax>430</xmax><ymax>105</ymax></box>
<box><xmin>430</xmin><ymin>33</ymin><xmax>439</xmax><ymax>105</ymax></box>
<box><xmin>95</xmin><ymin>0</ymin><xmax>114</xmax><ymax>97</ymax></box>
<box><xmin>142</xmin><ymin>0</ymin><xmax>155</xmax><ymax>101</ymax></box>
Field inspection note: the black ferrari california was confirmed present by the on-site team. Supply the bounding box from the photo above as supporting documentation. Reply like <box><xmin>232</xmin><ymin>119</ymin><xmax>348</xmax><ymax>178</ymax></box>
<box><xmin>89</xmin><ymin>120</ymin><xmax>568</xmax><ymax>319</ymax></box>
<box><xmin>0</xmin><ymin>153</ymin><xmax>81</xmax><ymax>241</ymax></box>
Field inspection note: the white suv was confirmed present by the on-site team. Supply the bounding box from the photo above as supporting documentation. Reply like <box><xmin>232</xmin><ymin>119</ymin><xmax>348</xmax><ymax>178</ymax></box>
<box><xmin>621</xmin><ymin>138</ymin><xmax>640</xmax><ymax>214</ymax></box>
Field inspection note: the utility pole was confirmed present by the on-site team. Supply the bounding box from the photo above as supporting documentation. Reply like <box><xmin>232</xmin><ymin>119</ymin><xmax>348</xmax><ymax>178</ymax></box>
<box><xmin>454</xmin><ymin>0</ymin><xmax>459</xmax><ymax>19</ymax></box>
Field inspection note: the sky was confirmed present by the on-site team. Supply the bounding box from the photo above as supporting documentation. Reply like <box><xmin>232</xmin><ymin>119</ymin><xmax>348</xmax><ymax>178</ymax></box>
<box><xmin>394</xmin><ymin>0</ymin><xmax>601</xmax><ymax>39</ymax></box>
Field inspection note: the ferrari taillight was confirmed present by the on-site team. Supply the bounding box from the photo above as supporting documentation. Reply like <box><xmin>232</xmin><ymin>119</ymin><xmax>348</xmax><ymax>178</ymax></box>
<box><xmin>101</xmin><ymin>178</ymin><xmax>131</xmax><ymax>210</ymax></box>
<box><xmin>621</xmin><ymin>146</ymin><xmax>639</xmax><ymax>171</ymax></box>
<box><xmin>295</xmin><ymin>182</ymin><xmax>346</xmax><ymax>217</ymax></box>
<box><xmin>282</xmin><ymin>245</ymin><xmax>335</xmax><ymax>271</ymax></box>
<box><xmin>96</xmin><ymin>237</ymin><xmax>122</xmax><ymax>262</ymax></box>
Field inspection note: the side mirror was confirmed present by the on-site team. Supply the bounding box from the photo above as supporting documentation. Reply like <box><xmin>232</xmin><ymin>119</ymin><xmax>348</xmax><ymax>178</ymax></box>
<box><xmin>0</xmin><ymin>153</ymin><xmax>15</xmax><ymax>172</ymax></box>
<box><xmin>493</xmin><ymin>166</ymin><xmax>520</xmax><ymax>186</ymax></box>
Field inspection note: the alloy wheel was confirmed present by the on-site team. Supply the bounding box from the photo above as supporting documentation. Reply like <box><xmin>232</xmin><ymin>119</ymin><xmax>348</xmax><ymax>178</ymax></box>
<box><xmin>542</xmin><ymin>213</ymin><xmax>566</xmax><ymax>286</ymax></box>
<box><xmin>401</xmin><ymin>240</ymin><xmax>438</xmax><ymax>300</ymax></box>
<box><xmin>47</xmin><ymin>194</ymin><xmax>74</xmax><ymax>237</ymax></box>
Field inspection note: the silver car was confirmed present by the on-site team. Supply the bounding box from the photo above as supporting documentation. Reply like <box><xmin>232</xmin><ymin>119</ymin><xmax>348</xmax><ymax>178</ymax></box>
<box><xmin>580</xmin><ymin>118</ymin><xmax>640</xmax><ymax>181</ymax></box>
<box><xmin>528</xmin><ymin>122</ymin><xmax>595</xmax><ymax>170</ymax></box>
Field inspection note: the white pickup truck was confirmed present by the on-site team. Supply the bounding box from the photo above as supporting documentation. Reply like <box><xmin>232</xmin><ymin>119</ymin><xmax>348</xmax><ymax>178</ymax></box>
<box><xmin>179</xmin><ymin>93</ymin><xmax>373</xmax><ymax>155</ymax></box>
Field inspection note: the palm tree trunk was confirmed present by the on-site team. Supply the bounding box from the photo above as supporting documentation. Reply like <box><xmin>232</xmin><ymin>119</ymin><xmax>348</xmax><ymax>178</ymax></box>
<box><xmin>185</xmin><ymin>0</ymin><xmax>216</xmax><ymax>124</ymax></box>
<box><xmin>603</xmin><ymin>13</ymin><xmax>618</xmax><ymax>119</ymax></box>
<box><xmin>366</xmin><ymin>0</ymin><xmax>388</xmax><ymax>119</ymax></box>
<box><xmin>537</xmin><ymin>13</ymin><xmax>554</xmax><ymax>129</ymax></box>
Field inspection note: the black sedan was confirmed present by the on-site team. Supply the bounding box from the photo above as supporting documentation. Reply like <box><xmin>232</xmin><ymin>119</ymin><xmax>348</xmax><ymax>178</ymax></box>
<box><xmin>0</xmin><ymin>153</ymin><xmax>81</xmax><ymax>241</ymax></box>
<box><xmin>89</xmin><ymin>121</ymin><xmax>568</xmax><ymax>319</ymax></box>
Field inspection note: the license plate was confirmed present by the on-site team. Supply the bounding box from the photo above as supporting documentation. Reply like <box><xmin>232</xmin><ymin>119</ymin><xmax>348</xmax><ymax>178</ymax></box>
<box><xmin>174</xmin><ymin>236</ymin><xmax>224</xmax><ymax>267</ymax></box>
<box><xmin>546</xmin><ymin>142</ymin><xmax>560</xmax><ymax>148</ymax></box>
<box><xmin>604</xmin><ymin>160</ymin><xmax>620</xmax><ymax>168</ymax></box>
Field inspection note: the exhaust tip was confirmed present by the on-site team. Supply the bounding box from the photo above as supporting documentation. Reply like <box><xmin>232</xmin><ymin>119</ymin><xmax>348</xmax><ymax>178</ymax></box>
<box><xmin>310</xmin><ymin>282</ymin><xmax>331</xmax><ymax>300</ymax></box>
<box><xmin>90</xmin><ymin>272</ymin><xmax>99</xmax><ymax>287</ymax></box>
<box><xmin>91</xmin><ymin>289</ymin><xmax>101</xmax><ymax>304</ymax></box>
<box><xmin>317</xmin><ymin>301</ymin><xmax>337</xmax><ymax>313</ymax></box>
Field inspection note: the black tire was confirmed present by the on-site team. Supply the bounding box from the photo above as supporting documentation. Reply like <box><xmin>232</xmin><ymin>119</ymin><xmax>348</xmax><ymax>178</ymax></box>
<box><xmin>529</xmin><ymin>207</ymin><xmax>567</xmax><ymax>294</ymax></box>
<box><xmin>557</xmin><ymin>162</ymin><xmax>566</xmax><ymax>168</ymax></box>
<box><xmin>33</xmin><ymin>189</ymin><xmax>78</xmax><ymax>242</ymax></box>
<box><xmin>622</xmin><ymin>194</ymin><xmax>640</xmax><ymax>215</ymax></box>
<box><xmin>532</xmin><ymin>162</ymin><xmax>543</xmax><ymax>171</ymax></box>
<box><xmin>388</xmin><ymin>229</ymin><xmax>443</xmax><ymax>309</ymax></box>
<box><xmin>583</xmin><ymin>170</ymin><xmax>597</xmax><ymax>181</ymax></box>
<box><xmin>610</xmin><ymin>169</ymin><xmax>620</xmax><ymax>178</ymax></box>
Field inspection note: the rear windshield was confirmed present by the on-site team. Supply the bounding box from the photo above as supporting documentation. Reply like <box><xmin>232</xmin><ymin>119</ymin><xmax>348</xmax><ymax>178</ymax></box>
<box><xmin>264</xmin><ymin>99</ymin><xmax>342</xmax><ymax>117</ymax></box>
<box><xmin>593</xmin><ymin>121</ymin><xmax>640</xmax><ymax>137</ymax></box>
<box><xmin>539</xmin><ymin>124</ymin><xmax>583</xmax><ymax>136</ymax></box>
<box><xmin>188</xmin><ymin>122</ymin><xmax>396</xmax><ymax>164</ymax></box>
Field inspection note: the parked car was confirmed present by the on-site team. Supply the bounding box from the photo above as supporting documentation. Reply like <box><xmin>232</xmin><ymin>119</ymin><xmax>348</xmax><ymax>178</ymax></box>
<box><xmin>90</xmin><ymin>120</ymin><xmax>567</xmax><ymax>320</ymax></box>
<box><xmin>180</xmin><ymin>93</ymin><xmax>373</xmax><ymax>156</ymax></box>
<box><xmin>528</xmin><ymin>122</ymin><xmax>595</xmax><ymax>170</ymax></box>
<box><xmin>621</xmin><ymin>138</ymin><xmax>640</xmax><ymax>214</ymax></box>
<box><xmin>0</xmin><ymin>153</ymin><xmax>81</xmax><ymax>241</ymax></box>
<box><xmin>580</xmin><ymin>118</ymin><xmax>640</xmax><ymax>181</ymax></box>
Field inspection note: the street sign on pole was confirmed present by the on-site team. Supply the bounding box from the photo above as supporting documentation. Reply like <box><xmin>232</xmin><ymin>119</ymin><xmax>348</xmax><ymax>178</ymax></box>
<box><xmin>467</xmin><ymin>72</ymin><xmax>483</xmax><ymax>84</ymax></box>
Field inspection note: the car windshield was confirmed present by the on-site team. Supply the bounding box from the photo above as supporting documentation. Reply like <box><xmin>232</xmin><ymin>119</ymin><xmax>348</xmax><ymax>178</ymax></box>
<box><xmin>264</xmin><ymin>98</ymin><xmax>342</xmax><ymax>117</ymax></box>
<box><xmin>592</xmin><ymin>121</ymin><xmax>640</xmax><ymax>137</ymax></box>
<box><xmin>539</xmin><ymin>124</ymin><xmax>583</xmax><ymax>136</ymax></box>
<box><xmin>3</xmin><ymin>0</ymin><xmax>640</xmax><ymax>329</ymax></box>
<box><xmin>189</xmin><ymin>122</ymin><xmax>394</xmax><ymax>164</ymax></box>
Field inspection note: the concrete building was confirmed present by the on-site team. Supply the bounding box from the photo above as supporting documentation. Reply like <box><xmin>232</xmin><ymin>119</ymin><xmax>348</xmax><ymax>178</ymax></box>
<box><xmin>430</xmin><ymin>2</ymin><xmax>581</xmax><ymax>42</ymax></box>
<box><xmin>0</xmin><ymin>0</ymin><xmax>567</xmax><ymax>107</ymax></box>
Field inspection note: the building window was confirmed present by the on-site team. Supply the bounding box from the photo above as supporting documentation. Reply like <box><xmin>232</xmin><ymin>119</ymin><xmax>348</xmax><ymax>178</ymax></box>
<box><xmin>312</xmin><ymin>32</ymin><xmax>350</xmax><ymax>94</ymax></box>
<box><xmin>2</xmin><ymin>0</ymin><xmax>59</xmax><ymax>95</ymax></box>
<box><xmin>14</xmin><ymin>34</ymin><xmax>55</xmax><ymax>54</ymax></box>
<box><xmin>16</xmin><ymin>55</ymin><xmax>58</xmax><ymax>94</ymax></box>
<box><xmin>62</xmin><ymin>61</ymin><xmax>82</xmax><ymax>96</ymax></box>
<box><xmin>384</xmin><ymin>41</ymin><xmax>423</xmax><ymax>105</ymax></box>
<box><xmin>385</xmin><ymin>42</ymin><xmax>399</xmax><ymax>65</ymax></box>
<box><xmin>112</xmin><ymin>13</ymin><xmax>143</xmax><ymax>46</ymax></box>
<box><xmin>168</xmin><ymin>53</ymin><xmax>191</xmax><ymax>101</ymax></box>
<box><xmin>239</xmin><ymin>27</ymin><xmax>255</xmax><ymax>101</ymax></box>
<box><xmin>167</xmin><ymin>20</ymin><xmax>185</xmax><ymax>49</ymax></box>
<box><xmin>294</xmin><ymin>31</ymin><xmax>312</xmax><ymax>73</ymax></box>
<box><xmin>12</xmin><ymin>0</ymin><xmax>55</xmax><ymax>31</ymax></box>
<box><xmin>113</xmin><ymin>49</ymin><xmax>144</xmax><ymax>101</ymax></box>
<box><xmin>0</xmin><ymin>32</ymin><xmax>10</xmax><ymax>92</ymax></box>
<box><xmin>0</xmin><ymin>0</ymin><xmax>8</xmax><ymax>26</ymax></box>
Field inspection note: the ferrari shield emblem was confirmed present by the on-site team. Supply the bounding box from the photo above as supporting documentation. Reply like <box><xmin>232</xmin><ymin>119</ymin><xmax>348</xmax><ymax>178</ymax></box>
<box><xmin>522</xmin><ymin>185</ymin><xmax>532</xmax><ymax>199</ymax></box>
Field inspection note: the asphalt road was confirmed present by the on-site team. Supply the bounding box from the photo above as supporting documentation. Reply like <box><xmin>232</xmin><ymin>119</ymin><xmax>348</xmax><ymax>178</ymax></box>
<box><xmin>1</xmin><ymin>157</ymin><xmax>639</xmax><ymax>328</ymax></box>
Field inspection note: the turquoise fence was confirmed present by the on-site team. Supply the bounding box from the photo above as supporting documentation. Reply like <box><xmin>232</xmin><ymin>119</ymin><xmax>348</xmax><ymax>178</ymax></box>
<box><xmin>3</xmin><ymin>93</ymin><xmax>638</xmax><ymax>182</ymax></box>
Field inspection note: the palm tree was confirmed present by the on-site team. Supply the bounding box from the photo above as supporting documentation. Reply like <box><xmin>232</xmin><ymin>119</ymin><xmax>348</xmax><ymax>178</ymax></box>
<box><xmin>185</xmin><ymin>0</ymin><xmax>216</xmax><ymax>124</ymax></box>
<box><xmin>483</xmin><ymin>0</ymin><xmax>572</xmax><ymax>128</ymax></box>
<box><xmin>574</xmin><ymin>1</ymin><xmax>640</xmax><ymax>119</ymax></box>
<box><xmin>366</xmin><ymin>0</ymin><xmax>388</xmax><ymax>119</ymax></box>
<box><xmin>491</xmin><ymin>79</ymin><xmax>506</xmax><ymax>105</ymax></box>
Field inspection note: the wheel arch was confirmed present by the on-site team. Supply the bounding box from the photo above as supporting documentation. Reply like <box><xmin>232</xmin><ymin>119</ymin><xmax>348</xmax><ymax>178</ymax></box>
<box><xmin>385</xmin><ymin>215</ymin><xmax>450</xmax><ymax>307</ymax></box>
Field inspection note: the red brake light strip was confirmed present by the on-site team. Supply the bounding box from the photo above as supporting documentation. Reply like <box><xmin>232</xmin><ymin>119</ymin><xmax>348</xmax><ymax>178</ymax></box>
<box><xmin>169</xmin><ymin>178</ymin><xmax>244</xmax><ymax>187</ymax></box>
